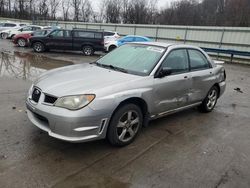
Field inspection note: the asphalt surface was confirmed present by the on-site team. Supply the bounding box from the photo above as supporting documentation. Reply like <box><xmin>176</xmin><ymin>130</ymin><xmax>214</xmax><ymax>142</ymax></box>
<box><xmin>0</xmin><ymin>39</ymin><xmax>250</xmax><ymax>188</ymax></box>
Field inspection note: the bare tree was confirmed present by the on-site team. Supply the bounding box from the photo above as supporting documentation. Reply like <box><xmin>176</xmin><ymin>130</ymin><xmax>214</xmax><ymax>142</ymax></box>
<box><xmin>81</xmin><ymin>0</ymin><xmax>93</xmax><ymax>22</ymax></box>
<box><xmin>49</xmin><ymin>0</ymin><xmax>60</xmax><ymax>20</ymax></box>
<box><xmin>62</xmin><ymin>0</ymin><xmax>70</xmax><ymax>21</ymax></box>
<box><xmin>71</xmin><ymin>0</ymin><xmax>81</xmax><ymax>21</ymax></box>
<box><xmin>38</xmin><ymin>0</ymin><xmax>49</xmax><ymax>19</ymax></box>
<box><xmin>105</xmin><ymin>0</ymin><xmax>121</xmax><ymax>23</ymax></box>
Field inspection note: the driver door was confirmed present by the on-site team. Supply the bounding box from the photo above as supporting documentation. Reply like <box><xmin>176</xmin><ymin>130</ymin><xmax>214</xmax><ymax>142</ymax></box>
<box><xmin>153</xmin><ymin>49</ymin><xmax>192</xmax><ymax>114</ymax></box>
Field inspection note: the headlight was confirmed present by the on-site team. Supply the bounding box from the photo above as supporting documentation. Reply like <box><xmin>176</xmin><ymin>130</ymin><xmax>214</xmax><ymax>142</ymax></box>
<box><xmin>54</xmin><ymin>94</ymin><xmax>95</xmax><ymax>110</ymax></box>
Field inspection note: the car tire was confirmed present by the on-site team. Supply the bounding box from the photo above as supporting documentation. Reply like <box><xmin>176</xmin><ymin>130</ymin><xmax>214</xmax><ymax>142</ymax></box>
<box><xmin>199</xmin><ymin>86</ymin><xmax>219</xmax><ymax>113</ymax></box>
<box><xmin>109</xmin><ymin>45</ymin><xmax>117</xmax><ymax>52</ymax></box>
<box><xmin>33</xmin><ymin>42</ymin><xmax>45</xmax><ymax>53</ymax></box>
<box><xmin>82</xmin><ymin>45</ymin><xmax>94</xmax><ymax>56</ymax></box>
<box><xmin>107</xmin><ymin>104</ymin><xmax>143</xmax><ymax>147</ymax></box>
<box><xmin>17</xmin><ymin>38</ymin><xmax>27</xmax><ymax>47</ymax></box>
<box><xmin>1</xmin><ymin>33</ymin><xmax>8</xmax><ymax>39</ymax></box>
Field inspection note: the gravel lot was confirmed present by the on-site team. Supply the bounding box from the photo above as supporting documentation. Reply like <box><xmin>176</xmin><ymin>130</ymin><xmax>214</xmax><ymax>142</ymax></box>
<box><xmin>0</xmin><ymin>39</ymin><xmax>250</xmax><ymax>188</ymax></box>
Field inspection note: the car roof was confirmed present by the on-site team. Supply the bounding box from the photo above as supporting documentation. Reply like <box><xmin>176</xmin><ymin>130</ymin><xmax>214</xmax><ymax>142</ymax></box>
<box><xmin>130</xmin><ymin>42</ymin><xmax>202</xmax><ymax>50</ymax></box>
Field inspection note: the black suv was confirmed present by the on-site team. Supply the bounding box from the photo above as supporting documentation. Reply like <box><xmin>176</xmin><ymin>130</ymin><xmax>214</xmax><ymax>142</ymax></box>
<box><xmin>30</xmin><ymin>29</ymin><xmax>104</xmax><ymax>56</ymax></box>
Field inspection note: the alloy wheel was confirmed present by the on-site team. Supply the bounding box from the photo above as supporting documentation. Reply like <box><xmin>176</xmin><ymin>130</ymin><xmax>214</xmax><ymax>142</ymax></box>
<box><xmin>206</xmin><ymin>89</ymin><xmax>218</xmax><ymax>110</ymax></box>
<box><xmin>17</xmin><ymin>39</ymin><xmax>26</xmax><ymax>47</ymax></box>
<box><xmin>116</xmin><ymin>110</ymin><xmax>140</xmax><ymax>142</ymax></box>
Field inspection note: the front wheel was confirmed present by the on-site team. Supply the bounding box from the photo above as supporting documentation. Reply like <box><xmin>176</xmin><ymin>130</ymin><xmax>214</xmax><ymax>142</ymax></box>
<box><xmin>33</xmin><ymin>42</ymin><xmax>45</xmax><ymax>53</ymax></box>
<box><xmin>1</xmin><ymin>33</ymin><xmax>8</xmax><ymax>39</ymax></box>
<box><xmin>199</xmin><ymin>86</ymin><xmax>219</xmax><ymax>113</ymax></box>
<box><xmin>107</xmin><ymin>104</ymin><xmax>143</xmax><ymax>146</ymax></box>
<box><xmin>82</xmin><ymin>45</ymin><xmax>94</xmax><ymax>56</ymax></box>
<box><xmin>17</xmin><ymin>38</ymin><xmax>27</xmax><ymax>47</ymax></box>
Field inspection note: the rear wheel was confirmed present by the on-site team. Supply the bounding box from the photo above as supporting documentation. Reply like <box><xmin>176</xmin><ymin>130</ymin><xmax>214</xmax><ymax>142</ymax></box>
<box><xmin>17</xmin><ymin>38</ymin><xmax>27</xmax><ymax>47</ymax></box>
<box><xmin>107</xmin><ymin>104</ymin><xmax>143</xmax><ymax>146</ymax></box>
<box><xmin>109</xmin><ymin>45</ymin><xmax>117</xmax><ymax>52</ymax></box>
<box><xmin>199</xmin><ymin>86</ymin><xmax>219</xmax><ymax>113</ymax></box>
<box><xmin>82</xmin><ymin>45</ymin><xmax>94</xmax><ymax>56</ymax></box>
<box><xmin>33</xmin><ymin>42</ymin><xmax>45</xmax><ymax>53</ymax></box>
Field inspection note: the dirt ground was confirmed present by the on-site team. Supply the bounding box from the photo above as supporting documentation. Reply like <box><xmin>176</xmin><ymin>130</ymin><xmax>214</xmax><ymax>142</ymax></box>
<box><xmin>0</xmin><ymin>39</ymin><xmax>250</xmax><ymax>188</ymax></box>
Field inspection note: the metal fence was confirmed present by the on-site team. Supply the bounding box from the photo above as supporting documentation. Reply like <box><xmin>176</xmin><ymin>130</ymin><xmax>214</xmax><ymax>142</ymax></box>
<box><xmin>1</xmin><ymin>17</ymin><xmax>250</xmax><ymax>60</ymax></box>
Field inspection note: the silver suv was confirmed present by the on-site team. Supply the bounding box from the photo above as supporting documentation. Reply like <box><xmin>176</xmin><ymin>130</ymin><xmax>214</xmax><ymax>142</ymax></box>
<box><xmin>26</xmin><ymin>42</ymin><xmax>226</xmax><ymax>146</ymax></box>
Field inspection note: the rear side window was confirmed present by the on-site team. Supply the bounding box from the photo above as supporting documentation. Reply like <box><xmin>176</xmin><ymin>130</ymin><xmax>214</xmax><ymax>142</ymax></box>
<box><xmin>188</xmin><ymin>49</ymin><xmax>210</xmax><ymax>70</ymax></box>
<box><xmin>5</xmin><ymin>23</ymin><xmax>16</xmax><ymax>27</ymax></box>
<box><xmin>32</xmin><ymin>27</ymin><xmax>41</xmax><ymax>31</ymax></box>
<box><xmin>94</xmin><ymin>33</ymin><xmax>103</xmax><ymax>39</ymax></box>
<box><xmin>161</xmin><ymin>49</ymin><xmax>189</xmax><ymax>74</ymax></box>
<box><xmin>76</xmin><ymin>31</ymin><xmax>94</xmax><ymax>38</ymax></box>
<box><xmin>104</xmin><ymin>32</ymin><xmax>114</xmax><ymax>36</ymax></box>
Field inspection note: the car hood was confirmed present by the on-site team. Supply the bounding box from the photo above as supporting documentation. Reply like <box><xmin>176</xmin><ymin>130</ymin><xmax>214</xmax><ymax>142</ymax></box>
<box><xmin>35</xmin><ymin>64</ymin><xmax>142</xmax><ymax>97</ymax></box>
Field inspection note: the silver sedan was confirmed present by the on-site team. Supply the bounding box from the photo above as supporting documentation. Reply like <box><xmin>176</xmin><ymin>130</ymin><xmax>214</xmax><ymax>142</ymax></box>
<box><xmin>26</xmin><ymin>42</ymin><xmax>226</xmax><ymax>146</ymax></box>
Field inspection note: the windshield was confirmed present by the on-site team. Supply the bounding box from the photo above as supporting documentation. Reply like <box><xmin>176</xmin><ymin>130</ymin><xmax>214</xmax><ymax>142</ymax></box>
<box><xmin>96</xmin><ymin>44</ymin><xmax>165</xmax><ymax>76</ymax></box>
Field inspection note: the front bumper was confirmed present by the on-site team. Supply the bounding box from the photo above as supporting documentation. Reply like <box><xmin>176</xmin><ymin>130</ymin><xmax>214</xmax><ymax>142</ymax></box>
<box><xmin>26</xmin><ymin>98</ymin><xmax>111</xmax><ymax>143</ymax></box>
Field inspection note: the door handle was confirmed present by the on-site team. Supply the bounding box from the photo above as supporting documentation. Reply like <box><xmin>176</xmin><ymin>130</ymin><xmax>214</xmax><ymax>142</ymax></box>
<box><xmin>184</xmin><ymin>76</ymin><xmax>188</xmax><ymax>79</ymax></box>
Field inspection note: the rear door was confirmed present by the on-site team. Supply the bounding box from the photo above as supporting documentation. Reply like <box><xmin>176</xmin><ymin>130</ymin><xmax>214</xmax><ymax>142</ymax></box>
<box><xmin>153</xmin><ymin>49</ymin><xmax>192</xmax><ymax>113</ymax></box>
<box><xmin>188</xmin><ymin>49</ymin><xmax>216</xmax><ymax>103</ymax></box>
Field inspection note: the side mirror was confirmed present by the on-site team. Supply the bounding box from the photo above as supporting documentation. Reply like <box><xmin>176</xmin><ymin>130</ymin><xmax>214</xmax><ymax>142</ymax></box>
<box><xmin>156</xmin><ymin>67</ymin><xmax>172</xmax><ymax>78</ymax></box>
<box><xmin>48</xmin><ymin>34</ymin><xmax>53</xmax><ymax>38</ymax></box>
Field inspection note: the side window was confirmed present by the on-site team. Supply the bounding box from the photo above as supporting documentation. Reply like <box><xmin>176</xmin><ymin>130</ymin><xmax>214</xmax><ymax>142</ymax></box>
<box><xmin>188</xmin><ymin>49</ymin><xmax>210</xmax><ymax>70</ymax></box>
<box><xmin>5</xmin><ymin>23</ymin><xmax>16</xmax><ymax>27</ymax></box>
<box><xmin>64</xmin><ymin>30</ymin><xmax>71</xmax><ymax>37</ymax></box>
<box><xmin>123</xmin><ymin>37</ymin><xmax>134</xmax><ymax>42</ymax></box>
<box><xmin>22</xmin><ymin>26</ymin><xmax>32</xmax><ymax>31</ymax></box>
<box><xmin>76</xmin><ymin>31</ymin><xmax>94</xmax><ymax>38</ymax></box>
<box><xmin>32</xmin><ymin>27</ymin><xmax>41</xmax><ymax>31</ymax></box>
<box><xmin>161</xmin><ymin>49</ymin><xmax>189</xmax><ymax>74</ymax></box>
<box><xmin>104</xmin><ymin>32</ymin><xmax>114</xmax><ymax>36</ymax></box>
<box><xmin>50</xmin><ymin>30</ymin><xmax>64</xmax><ymax>37</ymax></box>
<box><xmin>94</xmin><ymin>33</ymin><xmax>102</xmax><ymax>39</ymax></box>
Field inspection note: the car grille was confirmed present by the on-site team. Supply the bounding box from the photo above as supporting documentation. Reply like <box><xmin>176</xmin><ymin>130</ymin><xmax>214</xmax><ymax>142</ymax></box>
<box><xmin>31</xmin><ymin>87</ymin><xmax>41</xmax><ymax>103</ymax></box>
<box><xmin>44</xmin><ymin>94</ymin><xmax>58</xmax><ymax>104</ymax></box>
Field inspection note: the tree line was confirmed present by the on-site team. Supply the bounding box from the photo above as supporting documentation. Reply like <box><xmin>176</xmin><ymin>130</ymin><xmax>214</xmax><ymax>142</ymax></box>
<box><xmin>0</xmin><ymin>0</ymin><xmax>249</xmax><ymax>26</ymax></box>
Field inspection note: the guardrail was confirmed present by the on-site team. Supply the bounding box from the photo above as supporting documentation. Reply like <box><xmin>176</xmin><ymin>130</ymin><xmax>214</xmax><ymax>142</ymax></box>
<box><xmin>1</xmin><ymin>17</ymin><xmax>250</xmax><ymax>61</ymax></box>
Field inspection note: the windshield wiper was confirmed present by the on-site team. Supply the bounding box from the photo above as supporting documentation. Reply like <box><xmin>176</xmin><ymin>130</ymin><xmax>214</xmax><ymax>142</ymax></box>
<box><xmin>93</xmin><ymin>62</ymin><xmax>128</xmax><ymax>73</ymax></box>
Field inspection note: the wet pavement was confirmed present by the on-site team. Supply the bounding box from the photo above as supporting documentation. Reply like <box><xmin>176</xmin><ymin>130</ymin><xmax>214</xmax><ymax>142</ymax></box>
<box><xmin>0</xmin><ymin>39</ymin><xmax>250</xmax><ymax>188</ymax></box>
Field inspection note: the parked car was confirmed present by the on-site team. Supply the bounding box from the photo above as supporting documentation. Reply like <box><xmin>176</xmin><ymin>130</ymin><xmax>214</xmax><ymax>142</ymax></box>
<box><xmin>104</xmin><ymin>31</ymin><xmax>120</xmax><ymax>41</ymax></box>
<box><xmin>0</xmin><ymin>22</ymin><xmax>27</xmax><ymax>32</ymax></box>
<box><xmin>104</xmin><ymin>35</ymin><xmax>151</xmax><ymax>52</ymax></box>
<box><xmin>30</xmin><ymin>29</ymin><xmax>104</xmax><ymax>55</ymax></box>
<box><xmin>13</xmin><ymin>29</ymin><xmax>52</xmax><ymax>47</ymax></box>
<box><xmin>1</xmin><ymin>25</ymin><xmax>43</xmax><ymax>39</ymax></box>
<box><xmin>26</xmin><ymin>42</ymin><xmax>226</xmax><ymax>146</ymax></box>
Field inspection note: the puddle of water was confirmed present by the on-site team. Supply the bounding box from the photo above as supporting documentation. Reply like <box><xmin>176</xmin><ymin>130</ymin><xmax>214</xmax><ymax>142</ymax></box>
<box><xmin>0</xmin><ymin>51</ymin><xmax>73</xmax><ymax>81</ymax></box>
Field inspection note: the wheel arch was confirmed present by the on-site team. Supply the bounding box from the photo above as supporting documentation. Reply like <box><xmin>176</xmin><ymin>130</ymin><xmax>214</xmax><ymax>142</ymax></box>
<box><xmin>108</xmin><ymin>44</ymin><xmax>117</xmax><ymax>51</ymax></box>
<box><xmin>109</xmin><ymin>97</ymin><xmax>149</xmax><ymax>128</ymax></box>
<box><xmin>213</xmin><ymin>83</ymin><xmax>220</xmax><ymax>97</ymax></box>
<box><xmin>31</xmin><ymin>40</ymin><xmax>45</xmax><ymax>47</ymax></box>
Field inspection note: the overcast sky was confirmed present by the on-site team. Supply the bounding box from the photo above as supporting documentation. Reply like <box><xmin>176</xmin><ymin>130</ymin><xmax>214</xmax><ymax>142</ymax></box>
<box><xmin>91</xmin><ymin>0</ymin><xmax>177</xmax><ymax>11</ymax></box>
